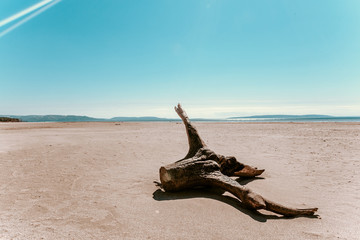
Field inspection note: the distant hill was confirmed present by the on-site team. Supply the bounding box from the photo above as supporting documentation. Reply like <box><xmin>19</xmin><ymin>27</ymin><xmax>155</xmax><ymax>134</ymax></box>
<box><xmin>0</xmin><ymin>117</ymin><xmax>21</xmax><ymax>122</ymax></box>
<box><xmin>227</xmin><ymin>115</ymin><xmax>360</xmax><ymax>122</ymax></box>
<box><xmin>109</xmin><ymin>116</ymin><xmax>175</xmax><ymax>122</ymax></box>
<box><xmin>5</xmin><ymin>115</ymin><xmax>106</xmax><ymax>122</ymax></box>
<box><xmin>1</xmin><ymin>114</ymin><xmax>221</xmax><ymax>122</ymax></box>
<box><xmin>3</xmin><ymin>115</ymin><xmax>175</xmax><ymax>122</ymax></box>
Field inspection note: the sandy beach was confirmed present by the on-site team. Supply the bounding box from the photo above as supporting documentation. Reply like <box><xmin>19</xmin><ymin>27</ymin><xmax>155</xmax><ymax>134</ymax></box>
<box><xmin>0</xmin><ymin>121</ymin><xmax>359</xmax><ymax>239</ymax></box>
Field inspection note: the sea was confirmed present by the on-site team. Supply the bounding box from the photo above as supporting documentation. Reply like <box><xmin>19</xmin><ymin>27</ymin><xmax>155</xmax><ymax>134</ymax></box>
<box><xmin>222</xmin><ymin>116</ymin><xmax>360</xmax><ymax>123</ymax></box>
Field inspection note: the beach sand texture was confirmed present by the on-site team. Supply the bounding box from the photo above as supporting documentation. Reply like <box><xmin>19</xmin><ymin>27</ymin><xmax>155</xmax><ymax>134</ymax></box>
<box><xmin>0</xmin><ymin>122</ymin><xmax>359</xmax><ymax>239</ymax></box>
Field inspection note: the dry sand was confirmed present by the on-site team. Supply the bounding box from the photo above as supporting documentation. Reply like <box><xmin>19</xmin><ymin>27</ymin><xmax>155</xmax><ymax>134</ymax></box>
<box><xmin>0</xmin><ymin>122</ymin><xmax>359</xmax><ymax>239</ymax></box>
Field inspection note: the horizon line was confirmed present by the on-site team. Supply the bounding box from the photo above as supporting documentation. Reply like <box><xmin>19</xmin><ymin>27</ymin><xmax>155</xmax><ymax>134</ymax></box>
<box><xmin>2</xmin><ymin>113</ymin><xmax>360</xmax><ymax>119</ymax></box>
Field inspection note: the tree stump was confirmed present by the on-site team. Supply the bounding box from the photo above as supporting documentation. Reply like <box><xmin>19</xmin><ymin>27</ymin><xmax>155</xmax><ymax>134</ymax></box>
<box><xmin>159</xmin><ymin>104</ymin><xmax>318</xmax><ymax>217</ymax></box>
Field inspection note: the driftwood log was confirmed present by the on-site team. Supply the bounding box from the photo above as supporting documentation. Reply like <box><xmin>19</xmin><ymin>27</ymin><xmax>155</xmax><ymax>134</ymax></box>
<box><xmin>159</xmin><ymin>104</ymin><xmax>318</xmax><ymax>217</ymax></box>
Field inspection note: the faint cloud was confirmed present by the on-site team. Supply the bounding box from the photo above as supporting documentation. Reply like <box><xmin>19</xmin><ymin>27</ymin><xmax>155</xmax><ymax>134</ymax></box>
<box><xmin>172</xmin><ymin>43</ymin><xmax>183</xmax><ymax>56</ymax></box>
<box><xmin>206</xmin><ymin>0</ymin><xmax>217</xmax><ymax>8</ymax></box>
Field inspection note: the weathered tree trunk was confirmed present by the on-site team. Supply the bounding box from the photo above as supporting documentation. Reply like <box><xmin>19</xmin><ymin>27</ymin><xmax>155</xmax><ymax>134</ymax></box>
<box><xmin>159</xmin><ymin>104</ymin><xmax>318</xmax><ymax>217</ymax></box>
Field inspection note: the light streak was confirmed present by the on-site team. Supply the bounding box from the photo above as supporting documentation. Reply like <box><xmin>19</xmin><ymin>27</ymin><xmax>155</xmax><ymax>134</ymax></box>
<box><xmin>0</xmin><ymin>0</ymin><xmax>61</xmax><ymax>38</ymax></box>
<box><xmin>0</xmin><ymin>0</ymin><xmax>53</xmax><ymax>27</ymax></box>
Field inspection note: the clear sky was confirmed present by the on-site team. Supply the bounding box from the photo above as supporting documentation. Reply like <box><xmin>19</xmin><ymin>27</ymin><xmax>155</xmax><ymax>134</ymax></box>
<box><xmin>1</xmin><ymin>0</ymin><xmax>359</xmax><ymax>118</ymax></box>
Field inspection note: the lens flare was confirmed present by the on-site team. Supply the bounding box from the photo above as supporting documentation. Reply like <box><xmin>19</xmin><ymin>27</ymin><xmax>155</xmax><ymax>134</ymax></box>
<box><xmin>0</xmin><ymin>0</ymin><xmax>61</xmax><ymax>38</ymax></box>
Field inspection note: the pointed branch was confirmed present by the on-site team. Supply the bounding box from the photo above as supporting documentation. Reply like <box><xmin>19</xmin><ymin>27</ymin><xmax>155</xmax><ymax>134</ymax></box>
<box><xmin>175</xmin><ymin>103</ymin><xmax>206</xmax><ymax>159</ymax></box>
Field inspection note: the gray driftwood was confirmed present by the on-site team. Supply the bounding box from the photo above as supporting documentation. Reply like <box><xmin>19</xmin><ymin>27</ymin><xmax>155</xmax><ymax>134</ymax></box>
<box><xmin>159</xmin><ymin>104</ymin><xmax>318</xmax><ymax>217</ymax></box>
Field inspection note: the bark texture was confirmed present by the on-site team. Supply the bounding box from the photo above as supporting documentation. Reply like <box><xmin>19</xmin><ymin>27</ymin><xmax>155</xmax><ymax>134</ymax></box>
<box><xmin>159</xmin><ymin>104</ymin><xmax>318</xmax><ymax>217</ymax></box>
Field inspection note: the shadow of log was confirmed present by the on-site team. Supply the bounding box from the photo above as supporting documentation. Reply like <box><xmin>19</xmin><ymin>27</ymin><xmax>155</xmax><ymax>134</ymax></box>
<box><xmin>153</xmin><ymin>187</ymin><xmax>282</xmax><ymax>223</ymax></box>
<box><xmin>236</xmin><ymin>176</ymin><xmax>265</xmax><ymax>185</ymax></box>
<box><xmin>153</xmin><ymin>179</ymin><xmax>319</xmax><ymax>222</ymax></box>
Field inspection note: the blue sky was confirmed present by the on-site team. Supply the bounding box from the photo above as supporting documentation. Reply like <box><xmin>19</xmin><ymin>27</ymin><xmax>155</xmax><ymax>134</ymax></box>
<box><xmin>0</xmin><ymin>0</ymin><xmax>359</xmax><ymax>118</ymax></box>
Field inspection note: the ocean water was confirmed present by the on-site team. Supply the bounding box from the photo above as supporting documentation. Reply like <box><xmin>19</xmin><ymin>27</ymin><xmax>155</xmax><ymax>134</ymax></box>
<box><xmin>223</xmin><ymin>116</ymin><xmax>360</xmax><ymax>122</ymax></box>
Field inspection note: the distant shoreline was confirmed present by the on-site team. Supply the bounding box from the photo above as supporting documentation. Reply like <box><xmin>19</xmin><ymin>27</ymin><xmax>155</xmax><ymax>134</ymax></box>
<box><xmin>1</xmin><ymin>114</ymin><xmax>360</xmax><ymax>123</ymax></box>
<box><xmin>1</xmin><ymin>119</ymin><xmax>360</xmax><ymax>123</ymax></box>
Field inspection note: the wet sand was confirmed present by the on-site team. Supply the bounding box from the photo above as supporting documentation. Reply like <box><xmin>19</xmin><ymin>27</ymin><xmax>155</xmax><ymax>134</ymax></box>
<box><xmin>0</xmin><ymin>122</ymin><xmax>359</xmax><ymax>239</ymax></box>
